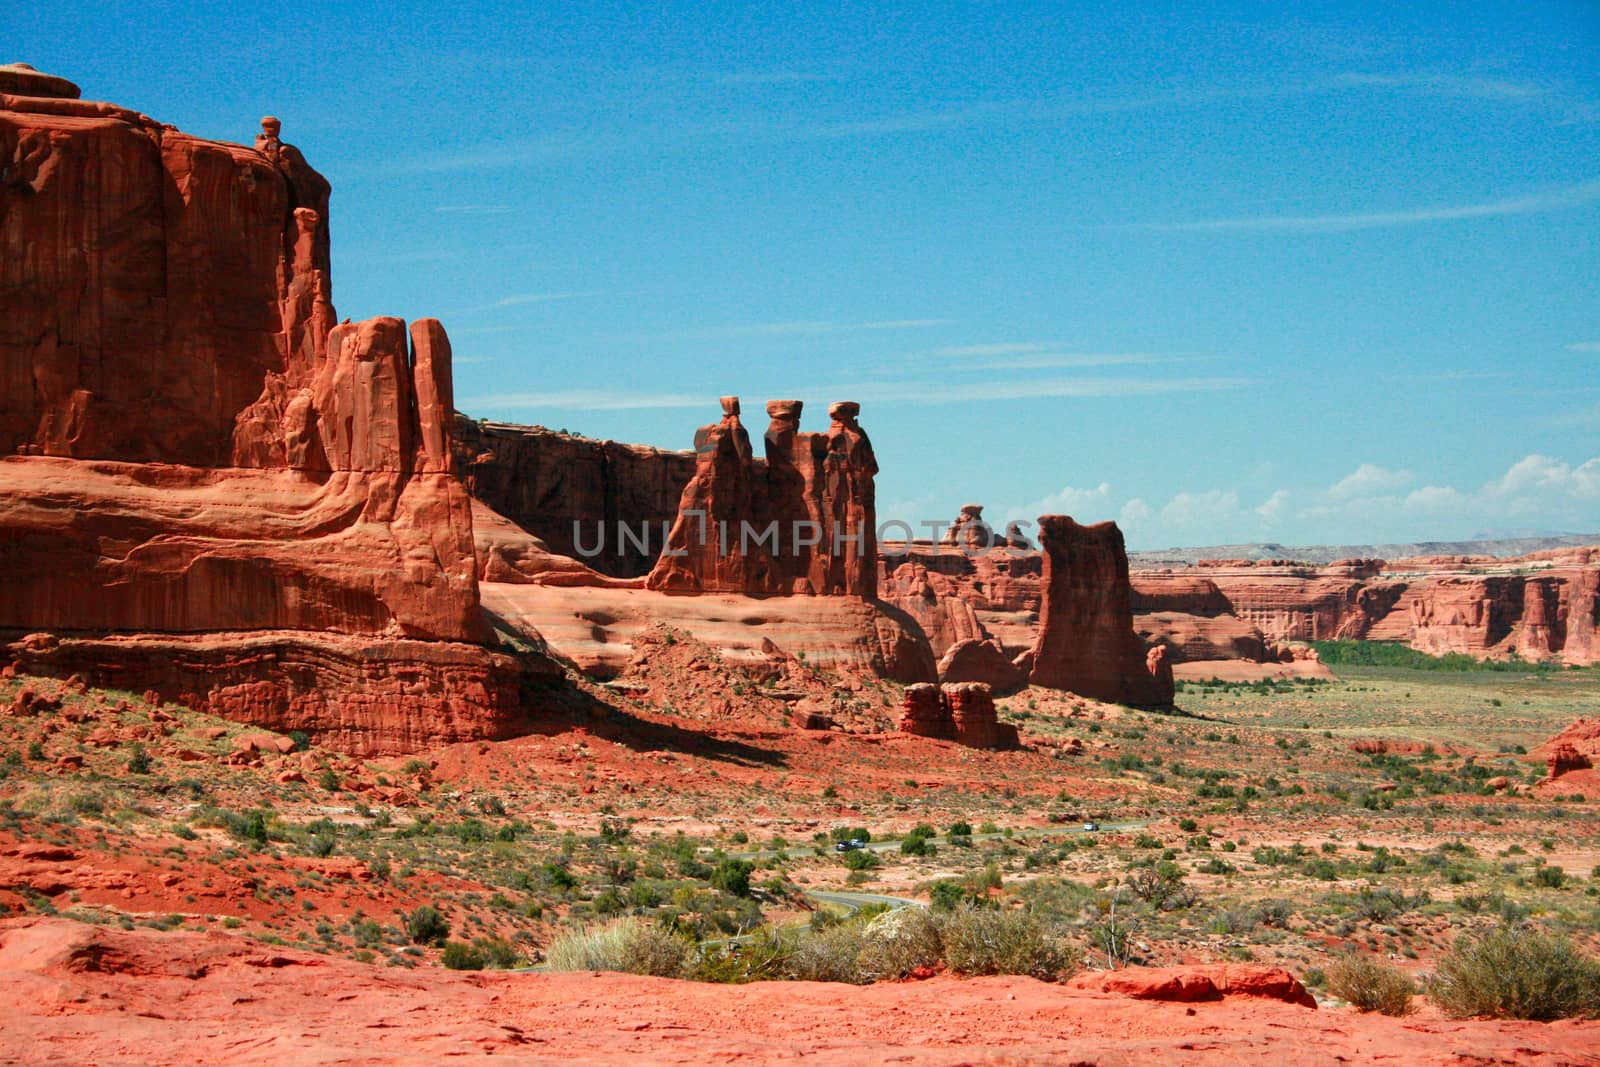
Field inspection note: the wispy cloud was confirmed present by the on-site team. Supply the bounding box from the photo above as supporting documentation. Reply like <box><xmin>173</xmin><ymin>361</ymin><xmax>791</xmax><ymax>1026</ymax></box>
<box><xmin>932</xmin><ymin>343</ymin><xmax>1051</xmax><ymax>357</ymax></box>
<box><xmin>461</xmin><ymin>374</ymin><xmax>1241</xmax><ymax>413</ymax></box>
<box><xmin>1333</xmin><ymin>71</ymin><xmax>1547</xmax><ymax>101</ymax></box>
<box><xmin>930</xmin><ymin>346</ymin><xmax>1165</xmax><ymax>371</ymax></box>
<box><xmin>666</xmin><ymin>319</ymin><xmax>949</xmax><ymax>340</ymax></box>
<box><xmin>434</xmin><ymin>204</ymin><xmax>514</xmax><ymax>215</ymax></box>
<box><xmin>459</xmin><ymin>389</ymin><xmax>707</xmax><ymax>411</ymax></box>
<box><xmin>1133</xmin><ymin>176</ymin><xmax>1600</xmax><ymax>234</ymax></box>
<box><xmin>720</xmin><ymin>70</ymin><xmax>834</xmax><ymax>86</ymax></box>
<box><xmin>1568</xmin><ymin>341</ymin><xmax>1600</xmax><ymax>353</ymax></box>
<box><xmin>840</xmin><ymin>375</ymin><xmax>1242</xmax><ymax>404</ymax></box>
<box><xmin>466</xmin><ymin>291</ymin><xmax>600</xmax><ymax>313</ymax></box>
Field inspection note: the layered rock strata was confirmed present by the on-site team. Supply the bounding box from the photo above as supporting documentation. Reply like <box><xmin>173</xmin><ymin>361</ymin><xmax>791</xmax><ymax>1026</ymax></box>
<box><xmin>0</xmin><ymin>75</ymin><xmax>547</xmax><ymax>751</ymax></box>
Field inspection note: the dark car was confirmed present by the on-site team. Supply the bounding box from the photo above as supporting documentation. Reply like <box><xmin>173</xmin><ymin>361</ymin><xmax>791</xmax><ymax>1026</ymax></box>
<box><xmin>835</xmin><ymin>839</ymin><xmax>865</xmax><ymax>852</ymax></box>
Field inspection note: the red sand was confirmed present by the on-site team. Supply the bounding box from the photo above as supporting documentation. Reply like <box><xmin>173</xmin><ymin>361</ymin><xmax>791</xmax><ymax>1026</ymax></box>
<box><xmin>2</xmin><ymin>917</ymin><xmax>1596</xmax><ymax>1066</ymax></box>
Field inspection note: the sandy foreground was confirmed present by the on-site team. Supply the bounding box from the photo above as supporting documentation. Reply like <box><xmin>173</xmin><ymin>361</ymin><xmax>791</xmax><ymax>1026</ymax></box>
<box><xmin>2</xmin><ymin>916</ymin><xmax>1597</xmax><ymax>1066</ymax></box>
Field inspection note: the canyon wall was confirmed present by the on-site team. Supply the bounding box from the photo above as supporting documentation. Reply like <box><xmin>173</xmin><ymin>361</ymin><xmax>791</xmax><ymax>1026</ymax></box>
<box><xmin>452</xmin><ymin>417</ymin><xmax>695</xmax><ymax>579</ymax></box>
<box><xmin>0</xmin><ymin>74</ymin><xmax>550</xmax><ymax>752</ymax></box>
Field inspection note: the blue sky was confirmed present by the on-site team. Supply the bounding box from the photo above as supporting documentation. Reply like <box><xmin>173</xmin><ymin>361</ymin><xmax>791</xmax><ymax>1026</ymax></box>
<box><xmin>18</xmin><ymin>1</ymin><xmax>1600</xmax><ymax>548</ymax></box>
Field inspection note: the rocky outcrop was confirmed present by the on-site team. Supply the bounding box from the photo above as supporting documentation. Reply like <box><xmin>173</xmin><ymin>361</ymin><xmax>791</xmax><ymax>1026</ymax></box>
<box><xmin>481</xmin><ymin>583</ymin><xmax>937</xmax><ymax>684</ymax></box>
<box><xmin>1535</xmin><ymin>719</ymin><xmax>1600</xmax><ymax>784</ymax></box>
<box><xmin>1067</xmin><ymin>964</ymin><xmax>1318</xmax><ymax>1008</ymax></box>
<box><xmin>899</xmin><ymin>683</ymin><xmax>954</xmax><ymax>740</ymax></box>
<box><xmin>896</xmin><ymin>681</ymin><xmax>1016</xmax><ymax>748</ymax></box>
<box><xmin>0</xmin><ymin>74</ymin><xmax>549</xmax><ymax>752</ymax></box>
<box><xmin>454</xmin><ymin>418</ymin><xmax>696</xmax><ymax>580</ymax></box>
<box><xmin>1029</xmin><ymin>516</ymin><xmax>1172</xmax><ymax>706</ymax></box>
<box><xmin>937</xmin><ymin>638</ymin><xmax>1029</xmax><ymax>693</ymax></box>
<box><xmin>646</xmin><ymin>398</ymin><xmax>879</xmax><ymax>597</ymax></box>
<box><xmin>4</xmin><ymin>630</ymin><xmax>552</xmax><ymax>758</ymax></box>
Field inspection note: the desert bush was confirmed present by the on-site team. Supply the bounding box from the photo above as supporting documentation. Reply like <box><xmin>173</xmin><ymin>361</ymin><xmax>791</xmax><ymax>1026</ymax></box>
<box><xmin>692</xmin><ymin>928</ymin><xmax>795</xmax><ymax>983</ymax></box>
<box><xmin>1429</xmin><ymin>926</ymin><xmax>1600</xmax><ymax>1020</ymax></box>
<box><xmin>787</xmin><ymin>923</ymin><xmax>866</xmax><ymax>983</ymax></box>
<box><xmin>939</xmin><ymin>907</ymin><xmax>1079</xmax><ymax>981</ymax></box>
<box><xmin>711</xmin><ymin>858</ymin><xmax>754</xmax><ymax>897</ymax></box>
<box><xmin>545</xmin><ymin>917</ymin><xmax>690</xmax><ymax>978</ymax></box>
<box><xmin>1126</xmin><ymin>862</ymin><xmax>1195</xmax><ymax>910</ymax></box>
<box><xmin>929</xmin><ymin>880</ymin><xmax>968</xmax><ymax>911</ymax></box>
<box><xmin>858</xmin><ymin>907</ymin><xmax>943</xmax><ymax>980</ymax></box>
<box><xmin>404</xmin><ymin>904</ymin><xmax>450</xmax><ymax>946</ymax></box>
<box><xmin>1327</xmin><ymin>953</ymin><xmax>1414</xmax><ymax>1015</ymax></box>
<box><xmin>440</xmin><ymin>941</ymin><xmax>485</xmax><ymax>970</ymax></box>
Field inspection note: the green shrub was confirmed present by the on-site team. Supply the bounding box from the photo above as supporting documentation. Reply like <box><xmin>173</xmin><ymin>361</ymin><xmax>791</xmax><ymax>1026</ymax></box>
<box><xmin>126</xmin><ymin>744</ymin><xmax>151</xmax><ymax>775</ymax></box>
<box><xmin>842</xmin><ymin>849</ymin><xmax>879</xmax><ymax>872</ymax></box>
<box><xmin>404</xmin><ymin>904</ymin><xmax>450</xmax><ymax>946</ymax></box>
<box><xmin>545</xmin><ymin>917</ymin><xmax>690</xmax><ymax>978</ymax></box>
<box><xmin>711</xmin><ymin>858</ymin><xmax>754</xmax><ymax>897</ymax></box>
<box><xmin>441</xmin><ymin>941</ymin><xmax>485</xmax><ymax>970</ymax></box>
<box><xmin>929</xmin><ymin>880</ymin><xmax>967</xmax><ymax>911</ymax></box>
<box><xmin>1429</xmin><ymin>926</ymin><xmax>1600</xmax><ymax>1020</ymax></box>
<box><xmin>939</xmin><ymin>907</ymin><xmax>1080</xmax><ymax>981</ymax></box>
<box><xmin>1327</xmin><ymin>953</ymin><xmax>1414</xmax><ymax>1015</ymax></box>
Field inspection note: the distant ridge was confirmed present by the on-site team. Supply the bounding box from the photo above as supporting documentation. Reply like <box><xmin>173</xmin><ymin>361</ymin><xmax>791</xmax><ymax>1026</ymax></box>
<box><xmin>1128</xmin><ymin>533</ymin><xmax>1600</xmax><ymax>567</ymax></box>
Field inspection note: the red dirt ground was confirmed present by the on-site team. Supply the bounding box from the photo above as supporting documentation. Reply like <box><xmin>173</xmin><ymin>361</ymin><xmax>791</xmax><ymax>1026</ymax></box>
<box><xmin>3</xmin><ymin>916</ymin><xmax>1596</xmax><ymax>1066</ymax></box>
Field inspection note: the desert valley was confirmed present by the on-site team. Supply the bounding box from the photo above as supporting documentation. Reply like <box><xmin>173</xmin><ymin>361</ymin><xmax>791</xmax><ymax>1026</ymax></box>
<box><xmin>3</xmin><ymin>45</ymin><xmax>1600</xmax><ymax>1067</ymax></box>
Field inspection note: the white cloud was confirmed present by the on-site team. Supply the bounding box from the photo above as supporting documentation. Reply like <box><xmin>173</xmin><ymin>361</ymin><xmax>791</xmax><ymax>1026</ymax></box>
<box><xmin>672</xmin><ymin>319</ymin><xmax>949</xmax><ymax>340</ymax></box>
<box><xmin>1119</xmin><ymin>498</ymin><xmax>1152</xmax><ymax>527</ymax></box>
<box><xmin>1333</xmin><ymin>72</ymin><xmax>1546</xmax><ymax>101</ymax></box>
<box><xmin>1003</xmin><ymin>483</ymin><xmax>1117</xmax><ymax>525</ymax></box>
<box><xmin>1487</xmin><ymin>454</ymin><xmax>1600</xmax><ymax>498</ymax></box>
<box><xmin>1329</xmin><ymin>463</ymin><xmax>1413</xmax><ymax>498</ymax></box>
<box><xmin>1134</xmin><ymin>176</ymin><xmax>1600</xmax><ymax>234</ymax></box>
<box><xmin>1256</xmin><ymin>489</ymin><xmax>1291</xmax><ymax>523</ymax></box>
<box><xmin>996</xmin><ymin>453</ymin><xmax>1600</xmax><ymax>550</ymax></box>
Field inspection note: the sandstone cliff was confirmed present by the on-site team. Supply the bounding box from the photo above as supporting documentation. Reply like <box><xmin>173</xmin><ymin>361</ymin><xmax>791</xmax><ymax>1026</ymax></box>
<box><xmin>0</xmin><ymin>73</ymin><xmax>551</xmax><ymax>752</ymax></box>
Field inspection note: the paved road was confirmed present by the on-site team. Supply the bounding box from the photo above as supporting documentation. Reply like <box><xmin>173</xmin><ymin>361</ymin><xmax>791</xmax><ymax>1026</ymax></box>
<box><xmin>721</xmin><ymin>820</ymin><xmax>1148</xmax><ymax>862</ymax></box>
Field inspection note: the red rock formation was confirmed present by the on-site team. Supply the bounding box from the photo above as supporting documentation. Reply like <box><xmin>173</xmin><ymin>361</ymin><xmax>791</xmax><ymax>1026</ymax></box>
<box><xmin>1535</xmin><ymin>719</ymin><xmax>1600</xmax><ymax>785</ymax></box>
<box><xmin>1127</xmin><ymin>549</ymin><xmax>1600</xmax><ymax>667</ymax></box>
<box><xmin>880</xmin><ymin>561</ymin><xmax>990</xmax><ymax>655</ymax></box>
<box><xmin>937</xmin><ymin>638</ymin><xmax>1029</xmax><ymax>694</ymax></box>
<box><xmin>944</xmin><ymin>681</ymin><xmax>1017</xmax><ymax>748</ymax></box>
<box><xmin>1564</xmin><ymin>562</ymin><xmax>1599</xmax><ymax>665</ymax></box>
<box><xmin>896</xmin><ymin>681</ymin><xmax>1016</xmax><ymax>748</ymax></box>
<box><xmin>452</xmin><ymin>417</ymin><xmax>696</xmax><ymax>579</ymax></box>
<box><xmin>646</xmin><ymin>398</ymin><xmax>879</xmax><ymax>597</ymax></box>
<box><xmin>5</xmin><ymin>630</ymin><xmax>551</xmax><ymax>758</ymax></box>
<box><xmin>899</xmin><ymin>683</ymin><xmax>954</xmax><ymax>740</ymax></box>
<box><xmin>1029</xmin><ymin>516</ymin><xmax>1173</xmax><ymax>707</ymax></box>
<box><xmin>1067</xmin><ymin>964</ymin><xmax>1318</xmax><ymax>1008</ymax></box>
<box><xmin>1545</xmin><ymin>742</ymin><xmax>1593</xmax><ymax>780</ymax></box>
<box><xmin>0</xmin><ymin>74</ymin><xmax>544</xmax><ymax>752</ymax></box>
